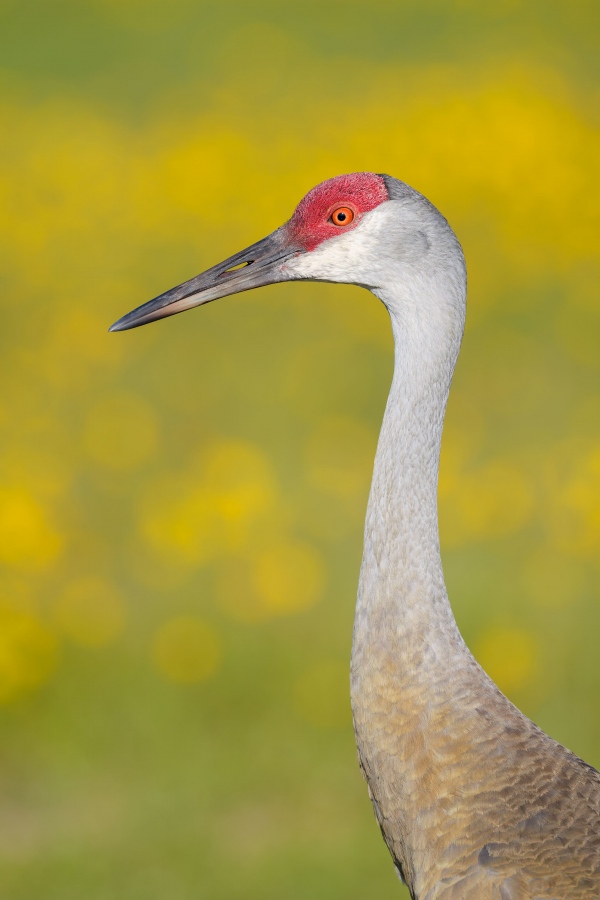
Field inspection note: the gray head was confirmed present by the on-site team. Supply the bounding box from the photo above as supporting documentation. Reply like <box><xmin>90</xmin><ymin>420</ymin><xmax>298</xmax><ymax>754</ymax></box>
<box><xmin>109</xmin><ymin>173</ymin><xmax>466</xmax><ymax>349</ymax></box>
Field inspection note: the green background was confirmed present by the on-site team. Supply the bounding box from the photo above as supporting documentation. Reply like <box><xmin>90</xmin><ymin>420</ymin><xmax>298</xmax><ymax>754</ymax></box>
<box><xmin>0</xmin><ymin>2</ymin><xmax>598</xmax><ymax>897</ymax></box>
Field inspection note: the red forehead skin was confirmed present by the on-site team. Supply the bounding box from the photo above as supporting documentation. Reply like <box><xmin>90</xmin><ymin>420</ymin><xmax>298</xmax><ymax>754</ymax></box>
<box><xmin>286</xmin><ymin>172</ymin><xmax>389</xmax><ymax>251</ymax></box>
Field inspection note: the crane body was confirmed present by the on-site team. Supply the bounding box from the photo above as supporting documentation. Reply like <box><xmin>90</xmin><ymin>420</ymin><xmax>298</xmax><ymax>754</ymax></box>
<box><xmin>111</xmin><ymin>173</ymin><xmax>600</xmax><ymax>898</ymax></box>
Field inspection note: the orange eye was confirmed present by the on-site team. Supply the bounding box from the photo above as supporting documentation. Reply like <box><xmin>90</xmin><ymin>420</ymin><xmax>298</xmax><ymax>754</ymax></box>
<box><xmin>331</xmin><ymin>207</ymin><xmax>354</xmax><ymax>227</ymax></box>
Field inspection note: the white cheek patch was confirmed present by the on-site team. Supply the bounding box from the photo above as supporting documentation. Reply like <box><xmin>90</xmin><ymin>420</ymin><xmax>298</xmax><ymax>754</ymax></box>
<box><xmin>284</xmin><ymin>204</ymin><xmax>394</xmax><ymax>285</ymax></box>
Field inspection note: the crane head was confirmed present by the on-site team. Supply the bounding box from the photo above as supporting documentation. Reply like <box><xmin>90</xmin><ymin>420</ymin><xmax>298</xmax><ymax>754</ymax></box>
<box><xmin>109</xmin><ymin>172</ymin><xmax>397</xmax><ymax>332</ymax></box>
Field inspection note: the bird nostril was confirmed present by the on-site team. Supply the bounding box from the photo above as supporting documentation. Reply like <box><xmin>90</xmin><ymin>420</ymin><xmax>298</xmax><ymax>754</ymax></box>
<box><xmin>221</xmin><ymin>261</ymin><xmax>253</xmax><ymax>276</ymax></box>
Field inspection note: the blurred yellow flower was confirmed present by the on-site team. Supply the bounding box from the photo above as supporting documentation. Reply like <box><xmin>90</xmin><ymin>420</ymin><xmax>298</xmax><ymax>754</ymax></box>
<box><xmin>216</xmin><ymin>539</ymin><xmax>326</xmax><ymax>622</ymax></box>
<box><xmin>543</xmin><ymin>441</ymin><xmax>600</xmax><ymax>558</ymax></box>
<box><xmin>560</xmin><ymin>449</ymin><xmax>600</xmax><ymax>554</ymax></box>
<box><xmin>152</xmin><ymin>616</ymin><xmax>221</xmax><ymax>685</ymax></box>
<box><xmin>0</xmin><ymin>488</ymin><xmax>63</xmax><ymax>569</ymax></box>
<box><xmin>253</xmin><ymin>539</ymin><xmax>325</xmax><ymax>616</ymax></box>
<box><xmin>142</xmin><ymin>481</ymin><xmax>221</xmax><ymax>567</ymax></box>
<box><xmin>475</xmin><ymin>626</ymin><xmax>539</xmax><ymax>695</ymax></box>
<box><xmin>55</xmin><ymin>577</ymin><xmax>126</xmax><ymax>647</ymax></box>
<box><xmin>203</xmin><ymin>440</ymin><xmax>278</xmax><ymax>527</ymax></box>
<box><xmin>0</xmin><ymin>609</ymin><xmax>59</xmax><ymax>703</ymax></box>
<box><xmin>139</xmin><ymin>439</ymin><xmax>280</xmax><ymax>567</ymax></box>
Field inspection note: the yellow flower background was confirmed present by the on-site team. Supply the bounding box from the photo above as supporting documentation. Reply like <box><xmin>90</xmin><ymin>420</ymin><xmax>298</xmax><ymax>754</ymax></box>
<box><xmin>0</xmin><ymin>1</ymin><xmax>598</xmax><ymax>896</ymax></box>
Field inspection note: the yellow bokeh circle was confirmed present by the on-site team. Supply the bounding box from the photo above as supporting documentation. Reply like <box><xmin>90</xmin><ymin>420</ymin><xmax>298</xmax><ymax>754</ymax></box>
<box><xmin>253</xmin><ymin>540</ymin><xmax>325</xmax><ymax>616</ymax></box>
<box><xmin>139</xmin><ymin>439</ymin><xmax>279</xmax><ymax>569</ymax></box>
<box><xmin>0</xmin><ymin>610</ymin><xmax>60</xmax><ymax>703</ymax></box>
<box><xmin>0</xmin><ymin>488</ymin><xmax>63</xmax><ymax>570</ymax></box>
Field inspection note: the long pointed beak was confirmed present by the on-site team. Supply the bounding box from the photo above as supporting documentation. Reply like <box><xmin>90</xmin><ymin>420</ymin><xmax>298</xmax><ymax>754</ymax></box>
<box><xmin>109</xmin><ymin>226</ymin><xmax>298</xmax><ymax>332</ymax></box>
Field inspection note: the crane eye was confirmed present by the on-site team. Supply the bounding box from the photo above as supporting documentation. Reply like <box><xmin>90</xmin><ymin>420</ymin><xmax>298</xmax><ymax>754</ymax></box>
<box><xmin>330</xmin><ymin>207</ymin><xmax>354</xmax><ymax>227</ymax></box>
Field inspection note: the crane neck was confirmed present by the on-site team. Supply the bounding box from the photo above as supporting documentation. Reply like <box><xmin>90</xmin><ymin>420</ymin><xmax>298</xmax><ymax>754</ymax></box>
<box><xmin>350</xmin><ymin>273</ymin><xmax>469</xmax><ymax>884</ymax></box>
<box><xmin>353</xmin><ymin>276</ymin><xmax>467</xmax><ymax>675</ymax></box>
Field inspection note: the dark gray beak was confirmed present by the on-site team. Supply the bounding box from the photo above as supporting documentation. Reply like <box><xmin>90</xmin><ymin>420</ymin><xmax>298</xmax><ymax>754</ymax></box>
<box><xmin>109</xmin><ymin>226</ymin><xmax>298</xmax><ymax>332</ymax></box>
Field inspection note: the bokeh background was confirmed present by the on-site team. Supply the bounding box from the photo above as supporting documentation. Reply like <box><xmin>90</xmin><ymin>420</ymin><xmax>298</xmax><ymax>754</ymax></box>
<box><xmin>0</xmin><ymin>1</ymin><xmax>599</xmax><ymax>897</ymax></box>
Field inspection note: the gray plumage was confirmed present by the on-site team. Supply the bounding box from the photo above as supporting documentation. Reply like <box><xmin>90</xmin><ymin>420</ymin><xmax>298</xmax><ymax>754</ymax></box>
<box><xmin>111</xmin><ymin>172</ymin><xmax>600</xmax><ymax>898</ymax></box>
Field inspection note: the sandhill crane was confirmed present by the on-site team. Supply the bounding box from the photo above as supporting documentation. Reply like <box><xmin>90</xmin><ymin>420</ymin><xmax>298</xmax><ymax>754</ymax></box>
<box><xmin>111</xmin><ymin>173</ymin><xmax>600</xmax><ymax>898</ymax></box>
